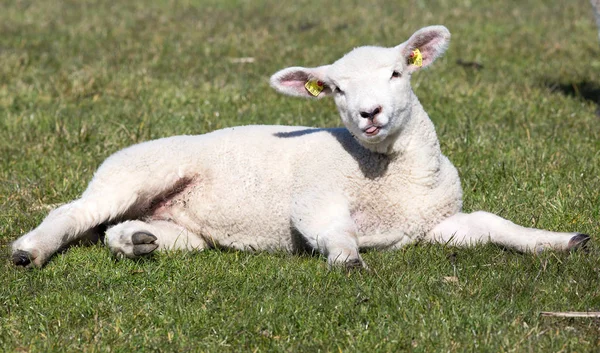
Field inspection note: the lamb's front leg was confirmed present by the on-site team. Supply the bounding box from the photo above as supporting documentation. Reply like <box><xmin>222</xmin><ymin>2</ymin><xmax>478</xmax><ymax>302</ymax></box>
<box><xmin>291</xmin><ymin>191</ymin><xmax>365</xmax><ymax>269</ymax></box>
<box><xmin>427</xmin><ymin>211</ymin><xmax>590</xmax><ymax>252</ymax></box>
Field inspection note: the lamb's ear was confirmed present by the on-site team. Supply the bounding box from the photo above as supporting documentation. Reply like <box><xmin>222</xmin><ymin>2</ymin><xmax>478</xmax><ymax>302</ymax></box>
<box><xmin>270</xmin><ymin>65</ymin><xmax>332</xmax><ymax>98</ymax></box>
<box><xmin>398</xmin><ymin>25</ymin><xmax>450</xmax><ymax>73</ymax></box>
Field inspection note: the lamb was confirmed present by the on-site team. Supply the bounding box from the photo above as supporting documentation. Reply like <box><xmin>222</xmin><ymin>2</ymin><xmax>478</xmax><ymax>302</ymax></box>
<box><xmin>11</xmin><ymin>25</ymin><xmax>590</xmax><ymax>269</ymax></box>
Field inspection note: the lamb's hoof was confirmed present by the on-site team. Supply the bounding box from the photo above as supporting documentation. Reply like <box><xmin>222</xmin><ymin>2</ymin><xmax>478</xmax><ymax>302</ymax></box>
<box><xmin>568</xmin><ymin>233</ymin><xmax>590</xmax><ymax>252</ymax></box>
<box><xmin>12</xmin><ymin>250</ymin><xmax>32</xmax><ymax>267</ymax></box>
<box><xmin>344</xmin><ymin>258</ymin><xmax>367</xmax><ymax>272</ymax></box>
<box><xmin>131</xmin><ymin>232</ymin><xmax>158</xmax><ymax>256</ymax></box>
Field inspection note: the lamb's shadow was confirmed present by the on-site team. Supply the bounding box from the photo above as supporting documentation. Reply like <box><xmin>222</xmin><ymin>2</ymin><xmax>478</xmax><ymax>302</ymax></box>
<box><xmin>274</xmin><ymin>128</ymin><xmax>390</xmax><ymax>179</ymax></box>
<box><xmin>543</xmin><ymin>80</ymin><xmax>600</xmax><ymax>116</ymax></box>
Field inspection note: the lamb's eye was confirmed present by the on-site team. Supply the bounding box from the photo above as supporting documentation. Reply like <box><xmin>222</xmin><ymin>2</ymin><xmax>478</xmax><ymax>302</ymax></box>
<box><xmin>334</xmin><ymin>86</ymin><xmax>344</xmax><ymax>95</ymax></box>
<box><xmin>391</xmin><ymin>71</ymin><xmax>401</xmax><ymax>79</ymax></box>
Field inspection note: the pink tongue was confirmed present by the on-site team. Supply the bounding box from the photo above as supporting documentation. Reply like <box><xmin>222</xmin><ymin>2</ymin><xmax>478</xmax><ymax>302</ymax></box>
<box><xmin>365</xmin><ymin>126</ymin><xmax>378</xmax><ymax>134</ymax></box>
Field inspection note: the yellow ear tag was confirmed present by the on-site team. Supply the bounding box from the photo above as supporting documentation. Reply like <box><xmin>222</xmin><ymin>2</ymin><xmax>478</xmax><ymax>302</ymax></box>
<box><xmin>305</xmin><ymin>80</ymin><xmax>324</xmax><ymax>97</ymax></box>
<box><xmin>410</xmin><ymin>48</ymin><xmax>423</xmax><ymax>67</ymax></box>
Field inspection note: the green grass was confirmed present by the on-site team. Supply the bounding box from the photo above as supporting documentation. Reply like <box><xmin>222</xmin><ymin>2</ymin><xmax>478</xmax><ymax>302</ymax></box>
<box><xmin>1</xmin><ymin>0</ymin><xmax>599</xmax><ymax>351</ymax></box>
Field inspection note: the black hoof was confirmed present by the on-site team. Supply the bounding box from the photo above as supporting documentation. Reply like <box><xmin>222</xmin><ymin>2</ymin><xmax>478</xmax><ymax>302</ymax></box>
<box><xmin>133</xmin><ymin>244</ymin><xmax>159</xmax><ymax>256</ymax></box>
<box><xmin>344</xmin><ymin>258</ymin><xmax>364</xmax><ymax>271</ymax></box>
<box><xmin>568</xmin><ymin>233</ymin><xmax>590</xmax><ymax>251</ymax></box>
<box><xmin>132</xmin><ymin>232</ymin><xmax>157</xmax><ymax>245</ymax></box>
<box><xmin>131</xmin><ymin>232</ymin><xmax>158</xmax><ymax>256</ymax></box>
<box><xmin>12</xmin><ymin>250</ymin><xmax>32</xmax><ymax>267</ymax></box>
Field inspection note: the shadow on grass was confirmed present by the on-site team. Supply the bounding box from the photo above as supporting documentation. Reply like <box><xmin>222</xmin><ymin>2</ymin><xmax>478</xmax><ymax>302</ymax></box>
<box><xmin>543</xmin><ymin>80</ymin><xmax>600</xmax><ymax>117</ymax></box>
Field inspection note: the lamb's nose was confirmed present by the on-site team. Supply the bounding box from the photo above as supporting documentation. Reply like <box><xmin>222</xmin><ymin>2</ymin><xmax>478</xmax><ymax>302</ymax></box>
<box><xmin>359</xmin><ymin>106</ymin><xmax>382</xmax><ymax>119</ymax></box>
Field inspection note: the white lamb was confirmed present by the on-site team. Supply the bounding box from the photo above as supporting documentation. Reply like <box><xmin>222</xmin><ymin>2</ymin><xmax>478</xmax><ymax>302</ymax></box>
<box><xmin>11</xmin><ymin>25</ymin><xmax>590</xmax><ymax>269</ymax></box>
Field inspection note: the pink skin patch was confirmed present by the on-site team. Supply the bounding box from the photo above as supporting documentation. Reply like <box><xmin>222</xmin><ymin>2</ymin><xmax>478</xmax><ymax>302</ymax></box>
<box><xmin>148</xmin><ymin>177</ymin><xmax>200</xmax><ymax>220</ymax></box>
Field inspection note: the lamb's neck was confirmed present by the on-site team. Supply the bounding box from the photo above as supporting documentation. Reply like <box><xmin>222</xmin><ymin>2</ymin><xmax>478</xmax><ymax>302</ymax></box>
<box><xmin>385</xmin><ymin>96</ymin><xmax>444</xmax><ymax>177</ymax></box>
<box><xmin>389</xmin><ymin>96</ymin><xmax>440</xmax><ymax>155</ymax></box>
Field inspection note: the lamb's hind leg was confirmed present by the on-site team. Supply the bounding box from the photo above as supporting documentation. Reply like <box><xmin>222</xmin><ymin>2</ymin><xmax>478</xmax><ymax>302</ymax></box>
<box><xmin>12</xmin><ymin>146</ymin><xmax>196</xmax><ymax>267</ymax></box>
<box><xmin>105</xmin><ymin>220</ymin><xmax>206</xmax><ymax>259</ymax></box>
<box><xmin>427</xmin><ymin>211</ymin><xmax>590</xmax><ymax>252</ymax></box>
<box><xmin>11</xmin><ymin>194</ymin><xmax>138</xmax><ymax>267</ymax></box>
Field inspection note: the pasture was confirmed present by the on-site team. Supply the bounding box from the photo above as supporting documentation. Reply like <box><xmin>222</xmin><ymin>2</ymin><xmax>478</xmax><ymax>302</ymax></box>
<box><xmin>1</xmin><ymin>0</ymin><xmax>599</xmax><ymax>351</ymax></box>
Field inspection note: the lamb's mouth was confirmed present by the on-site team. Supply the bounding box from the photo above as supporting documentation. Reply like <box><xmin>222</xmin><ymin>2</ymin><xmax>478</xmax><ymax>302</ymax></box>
<box><xmin>364</xmin><ymin>125</ymin><xmax>382</xmax><ymax>136</ymax></box>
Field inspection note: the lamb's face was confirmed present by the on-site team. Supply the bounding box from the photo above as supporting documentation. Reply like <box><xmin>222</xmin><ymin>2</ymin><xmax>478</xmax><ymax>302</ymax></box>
<box><xmin>326</xmin><ymin>46</ymin><xmax>413</xmax><ymax>149</ymax></box>
<box><xmin>270</xmin><ymin>25</ymin><xmax>451</xmax><ymax>154</ymax></box>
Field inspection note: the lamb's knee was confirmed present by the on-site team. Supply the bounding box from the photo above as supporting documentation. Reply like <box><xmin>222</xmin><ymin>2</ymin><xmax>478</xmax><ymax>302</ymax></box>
<box><xmin>428</xmin><ymin>212</ymin><xmax>491</xmax><ymax>246</ymax></box>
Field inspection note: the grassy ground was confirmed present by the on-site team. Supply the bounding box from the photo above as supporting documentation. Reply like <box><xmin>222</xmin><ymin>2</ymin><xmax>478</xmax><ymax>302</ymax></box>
<box><xmin>1</xmin><ymin>0</ymin><xmax>599</xmax><ymax>351</ymax></box>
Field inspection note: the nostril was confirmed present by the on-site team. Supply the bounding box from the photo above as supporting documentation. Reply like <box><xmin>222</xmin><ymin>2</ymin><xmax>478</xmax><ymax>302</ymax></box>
<box><xmin>360</xmin><ymin>106</ymin><xmax>382</xmax><ymax>119</ymax></box>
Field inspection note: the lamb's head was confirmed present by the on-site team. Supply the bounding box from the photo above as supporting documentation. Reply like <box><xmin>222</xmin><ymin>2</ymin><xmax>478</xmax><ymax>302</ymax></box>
<box><xmin>270</xmin><ymin>25</ymin><xmax>450</xmax><ymax>154</ymax></box>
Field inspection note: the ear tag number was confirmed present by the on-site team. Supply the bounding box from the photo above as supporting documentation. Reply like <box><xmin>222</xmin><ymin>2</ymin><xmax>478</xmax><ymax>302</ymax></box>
<box><xmin>410</xmin><ymin>48</ymin><xmax>423</xmax><ymax>67</ymax></box>
<box><xmin>305</xmin><ymin>80</ymin><xmax>324</xmax><ymax>96</ymax></box>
